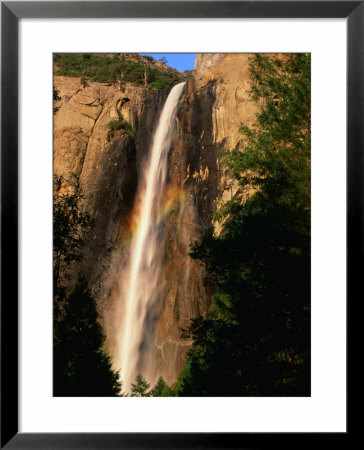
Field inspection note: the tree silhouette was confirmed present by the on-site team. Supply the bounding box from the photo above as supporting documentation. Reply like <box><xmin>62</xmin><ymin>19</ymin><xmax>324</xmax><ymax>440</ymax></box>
<box><xmin>130</xmin><ymin>374</ymin><xmax>150</xmax><ymax>397</ymax></box>
<box><xmin>176</xmin><ymin>54</ymin><xmax>311</xmax><ymax>397</ymax></box>
<box><xmin>53</xmin><ymin>175</ymin><xmax>93</xmax><ymax>305</ymax></box>
<box><xmin>53</xmin><ymin>178</ymin><xmax>120</xmax><ymax>396</ymax></box>
<box><xmin>150</xmin><ymin>376</ymin><xmax>173</xmax><ymax>397</ymax></box>
<box><xmin>54</xmin><ymin>274</ymin><xmax>122</xmax><ymax>396</ymax></box>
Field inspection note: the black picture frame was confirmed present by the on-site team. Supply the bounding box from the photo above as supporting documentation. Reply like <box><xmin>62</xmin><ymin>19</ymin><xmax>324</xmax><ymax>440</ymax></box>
<box><xmin>1</xmin><ymin>1</ymin><xmax>356</xmax><ymax>448</ymax></box>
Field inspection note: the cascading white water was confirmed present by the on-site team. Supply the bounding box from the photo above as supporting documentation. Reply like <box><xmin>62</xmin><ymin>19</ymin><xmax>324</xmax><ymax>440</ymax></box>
<box><xmin>118</xmin><ymin>82</ymin><xmax>186</xmax><ymax>391</ymax></box>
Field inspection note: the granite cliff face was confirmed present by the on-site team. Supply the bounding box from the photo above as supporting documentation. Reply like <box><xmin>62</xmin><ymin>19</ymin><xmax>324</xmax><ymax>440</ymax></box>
<box><xmin>154</xmin><ymin>54</ymin><xmax>260</xmax><ymax>383</ymax></box>
<box><xmin>53</xmin><ymin>53</ymin><xmax>259</xmax><ymax>386</ymax></box>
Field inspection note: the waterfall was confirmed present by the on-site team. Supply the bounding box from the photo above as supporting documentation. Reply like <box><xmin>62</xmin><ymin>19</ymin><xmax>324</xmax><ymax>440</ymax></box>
<box><xmin>118</xmin><ymin>82</ymin><xmax>186</xmax><ymax>391</ymax></box>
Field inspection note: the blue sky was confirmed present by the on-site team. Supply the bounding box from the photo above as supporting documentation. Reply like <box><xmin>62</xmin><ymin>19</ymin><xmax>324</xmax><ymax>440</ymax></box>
<box><xmin>141</xmin><ymin>54</ymin><xmax>196</xmax><ymax>72</ymax></box>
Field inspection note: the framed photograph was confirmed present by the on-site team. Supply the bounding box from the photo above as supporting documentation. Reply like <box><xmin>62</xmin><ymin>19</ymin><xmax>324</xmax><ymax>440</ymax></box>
<box><xmin>1</xmin><ymin>1</ymin><xmax>355</xmax><ymax>448</ymax></box>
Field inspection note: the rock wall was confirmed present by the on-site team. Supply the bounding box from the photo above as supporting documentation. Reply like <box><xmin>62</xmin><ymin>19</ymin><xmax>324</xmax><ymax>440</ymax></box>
<box><xmin>53</xmin><ymin>53</ymin><xmax>259</xmax><ymax>386</ymax></box>
<box><xmin>54</xmin><ymin>76</ymin><xmax>167</xmax><ymax>296</ymax></box>
<box><xmin>153</xmin><ymin>54</ymin><xmax>260</xmax><ymax>383</ymax></box>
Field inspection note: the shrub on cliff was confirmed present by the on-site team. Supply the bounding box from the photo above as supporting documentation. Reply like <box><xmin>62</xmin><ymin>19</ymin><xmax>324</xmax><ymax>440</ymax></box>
<box><xmin>53</xmin><ymin>88</ymin><xmax>61</xmax><ymax>113</ymax></box>
<box><xmin>106</xmin><ymin>119</ymin><xmax>134</xmax><ymax>141</ymax></box>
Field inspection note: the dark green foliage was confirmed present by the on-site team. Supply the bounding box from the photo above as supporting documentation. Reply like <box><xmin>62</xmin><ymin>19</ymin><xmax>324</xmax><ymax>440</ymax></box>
<box><xmin>130</xmin><ymin>374</ymin><xmax>151</xmax><ymax>397</ymax></box>
<box><xmin>183</xmin><ymin>70</ymin><xmax>194</xmax><ymax>79</ymax></box>
<box><xmin>54</xmin><ymin>53</ymin><xmax>186</xmax><ymax>89</ymax></box>
<box><xmin>53</xmin><ymin>179</ymin><xmax>93</xmax><ymax>266</ymax></box>
<box><xmin>53</xmin><ymin>176</ymin><xmax>94</xmax><ymax>302</ymax></box>
<box><xmin>150</xmin><ymin>376</ymin><xmax>173</xmax><ymax>397</ymax></box>
<box><xmin>53</xmin><ymin>87</ymin><xmax>61</xmax><ymax>113</ymax></box>
<box><xmin>127</xmin><ymin>374</ymin><xmax>173</xmax><ymax>397</ymax></box>
<box><xmin>222</xmin><ymin>53</ymin><xmax>311</xmax><ymax>214</ymax></box>
<box><xmin>54</xmin><ymin>274</ymin><xmax>122</xmax><ymax>396</ymax></box>
<box><xmin>128</xmin><ymin>374</ymin><xmax>173</xmax><ymax>397</ymax></box>
<box><xmin>176</xmin><ymin>54</ymin><xmax>311</xmax><ymax>397</ymax></box>
<box><xmin>149</xmin><ymin>81</ymin><xmax>170</xmax><ymax>90</ymax></box>
<box><xmin>143</xmin><ymin>55</ymin><xmax>154</xmax><ymax>62</ymax></box>
<box><xmin>106</xmin><ymin>119</ymin><xmax>134</xmax><ymax>141</ymax></box>
<box><xmin>53</xmin><ymin>87</ymin><xmax>61</xmax><ymax>101</ymax></box>
<box><xmin>53</xmin><ymin>178</ymin><xmax>120</xmax><ymax>396</ymax></box>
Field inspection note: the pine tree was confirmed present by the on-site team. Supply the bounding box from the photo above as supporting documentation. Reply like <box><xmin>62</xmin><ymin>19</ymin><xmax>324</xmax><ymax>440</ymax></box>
<box><xmin>130</xmin><ymin>374</ymin><xmax>151</xmax><ymax>397</ymax></box>
<box><xmin>54</xmin><ymin>274</ymin><xmax>122</xmax><ymax>396</ymax></box>
<box><xmin>53</xmin><ymin>177</ymin><xmax>118</xmax><ymax>396</ymax></box>
<box><xmin>150</xmin><ymin>376</ymin><xmax>173</xmax><ymax>397</ymax></box>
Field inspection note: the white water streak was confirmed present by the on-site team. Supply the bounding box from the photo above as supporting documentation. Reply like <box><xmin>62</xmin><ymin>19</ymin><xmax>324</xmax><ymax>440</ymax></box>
<box><xmin>119</xmin><ymin>82</ymin><xmax>185</xmax><ymax>390</ymax></box>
